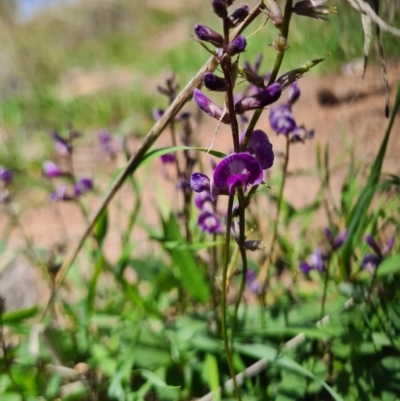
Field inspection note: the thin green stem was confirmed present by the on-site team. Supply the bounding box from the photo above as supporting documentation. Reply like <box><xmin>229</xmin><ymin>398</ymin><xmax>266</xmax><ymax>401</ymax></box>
<box><xmin>320</xmin><ymin>254</ymin><xmax>332</xmax><ymax>319</ymax></box>
<box><xmin>221</xmin><ymin>196</ymin><xmax>241</xmax><ymax>400</ymax></box>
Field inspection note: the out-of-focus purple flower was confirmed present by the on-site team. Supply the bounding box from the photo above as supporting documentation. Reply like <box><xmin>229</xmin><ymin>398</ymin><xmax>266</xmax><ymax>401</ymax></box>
<box><xmin>194</xmin><ymin>191</ymin><xmax>213</xmax><ymax>210</ymax></box>
<box><xmin>287</xmin><ymin>82</ymin><xmax>301</xmax><ymax>105</ymax></box>
<box><xmin>193</xmin><ymin>89</ymin><xmax>230</xmax><ymax>124</ymax></box>
<box><xmin>197</xmin><ymin>210</ymin><xmax>222</xmax><ymax>234</ymax></box>
<box><xmin>211</xmin><ymin>0</ymin><xmax>228</xmax><ymax>18</ymax></box>
<box><xmin>245</xmin><ymin>269</ymin><xmax>262</xmax><ymax>295</ymax></box>
<box><xmin>160</xmin><ymin>153</ymin><xmax>176</xmax><ymax>164</ymax></box>
<box><xmin>42</xmin><ymin>161</ymin><xmax>63</xmax><ymax>178</ymax></box>
<box><xmin>49</xmin><ymin>185</ymin><xmax>71</xmax><ymax>202</ymax></box>
<box><xmin>228</xmin><ymin>5</ymin><xmax>250</xmax><ymax>27</ymax></box>
<box><xmin>73</xmin><ymin>177</ymin><xmax>93</xmax><ymax>196</ymax></box>
<box><xmin>210</xmin><ymin>153</ymin><xmax>263</xmax><ymax>199</ymax></box>
<box><xmin>300</xmin><ymin>249</ymin><xmax>323</xmax><ymax>274</ymax></box>
<box><xmin>194</xmin><ymin>24</ymin><xmax>224</xmax><ymax>47</ymax></box>
<box><xmin>203</xmin><ymin>72</ymin><xmax>228</xmax><ymax>92</ymax></box>
<box><xmin>360</xmin><ymin>253</ymin><xmax>381</xmax><ymax>272</ymax></box>
<box><xmin>52</xmin><ymin>132</ymin><xmax>72</xmax><ymax>156</ymax></box>
<box><xmin>360</xmin><ymin>234</ymin><xmax>395</xmax><ymax>271</ymax></box>
<box><xmin>152</xmin><ymin>109</ymin><xmax>164</xmax><ymax>121</ymax></box>
<box><xmin>293</xmin><ymin>0</ymin><xmax>337</xmax><ymax>21</ymax></box>
<box><xmin>0</xmin><ymin>167</ymin><xmax>13</xmax><ymax>185</ymax></box>
<box><xmin>240</xmin><ymin>130</ymin><xmax>274</xmax><ymax>170</ymax></box>
<box><xmin>235</xmin><ymin>82</ymin><xmax>282</xmax><ymax>114</ymax></box>
<box><xmin>269</xmin><ymin>104</ymin><xmax>297</xmax><ymax>135</ymax></box>
<box><xmin>324</xmin><ymin>228</ymin><xmax>346</xmax><ymax>250</ymax></box>
<box><xmin>290</xmin><ymin>126</ymin><xmax>315</xmax><ymax>143</ymax></box>
<box><xmin>98</xmin><ymin>130</ymin><xmax>122</xmax><ymax>158</ymax></box>
<box><xmin>190</xmin><ymin>172</ymin><xmax>211</xmax><ymax>193</ymax></box>
<box><xmin>226</xmin><ymin>35</ymin><xmax>247</xmax><ymax>56</ymax></box>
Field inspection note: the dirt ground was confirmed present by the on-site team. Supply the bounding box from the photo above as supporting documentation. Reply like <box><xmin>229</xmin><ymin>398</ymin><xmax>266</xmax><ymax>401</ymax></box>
<box><xmin>1</xmin><ymin>61</ymin><xmax>399</xmax><ymax>309</ymax></box>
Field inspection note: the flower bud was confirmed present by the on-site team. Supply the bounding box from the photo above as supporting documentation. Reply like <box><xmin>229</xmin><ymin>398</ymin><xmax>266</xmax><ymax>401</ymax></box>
<box><xmin>265</xmin><ymin>0</ymin><xmax>283</xmax><ymax>27</ymax></box>
<box><xmin>226</xmin><ymin>35</ymin><xmax>246</xmax><ymax>56</ymax></box>
<box><xmin>203</xmin><ymin>72</ymin><xmax>228</xmax><ymax>92</ymax></box>
<box><xmin>193</xmin><ymin>89</ymin><xmax>230</xmax><ymax>124</ymax></box>
<box><xmin>42</xmin><ymin>161</ymin><xmax>63</xmax><ymax>178</ymax></box>
<box><xmin>211</xmin><ymin>0</ymin><xmax>228</xmax><ymax>18</ymax></box>
<box><xmin>0</xmin><ymin>166</ymin><xmax>12</xmax><ymax>185</ymax></box>
<box><xmin>287</xmin><ymin>82</ymin><xmax>301</xmax><ymax>105</ymax></box>
<box><xmin>190</xmin><ymin>172</ymin><xmax>211</xmax><ymax>193</ymax></box>
<box><xmin>228</xmin><ymin>5</ymin><xmax>249</xmax><ymax>27</ymax></box>
<box><xmin>293</xmin><ymin>0</ymin><xmax>337</xmax><ymax>21</ymax></box>
<box><xmin>235</xmin><ymin>82</ymin><xmax>281</xmax><ymax>114</ymax></box>
<box><xmin>270</xmin><ymin>34</ymin><xmax>288</xmax><ymax>55</ymax></box>
<box><xmin>194</xmin><ymin>24</ymin><xmax>224</xmax><ymax>47</ymax></box>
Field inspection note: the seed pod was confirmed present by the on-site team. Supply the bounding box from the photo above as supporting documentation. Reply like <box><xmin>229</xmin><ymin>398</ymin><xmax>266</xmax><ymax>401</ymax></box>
<box><xmin>266</xmin><ymin>0</ymin><xmax>283</xmax><ymax>28</ymax></box>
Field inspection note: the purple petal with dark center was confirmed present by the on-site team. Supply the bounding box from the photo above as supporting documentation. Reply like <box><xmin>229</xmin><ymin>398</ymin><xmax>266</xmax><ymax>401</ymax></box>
<box><xmin>211</xmin><ymin>153</ymin><xmax>263</xmax><ymax>199</ymax></box>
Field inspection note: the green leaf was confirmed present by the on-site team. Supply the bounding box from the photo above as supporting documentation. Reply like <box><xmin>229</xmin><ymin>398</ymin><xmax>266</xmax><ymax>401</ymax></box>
<box><xmin>134</xmin><ymin>369</ymin><xmax>180</xmax><ymax>389</ymax></box>
<box><xmin>204</xmin><ymin>354</ymin><xmax>221</xmax><ymax>401</ymax></box>
<box><xmin>160</xmin><ymin>213</ymin><xmax>210</xmax><ymax>303</ymax></box>
<box><xmin>2</xmin><ymin>306</ymin><xmax>38</xmax><ymax>324</ymax></box>
<box><xmin>235</xmin><ymin>343</ymin><xmax>343</xmax><ymax>401</ymax></box>
<box><xmin>377</xmin><ymin>254</ymin><xmax>400</xmax><ymax>277</ymax></box>
<box><xmin>93</xmin><ymin>208</ymin><xmax>108</xmax><ymax>245</ymax></box>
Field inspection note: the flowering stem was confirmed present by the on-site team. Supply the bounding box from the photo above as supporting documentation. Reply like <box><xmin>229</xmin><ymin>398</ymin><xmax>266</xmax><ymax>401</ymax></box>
<box><xmin>221</xmin><ymin>195</ymin><xmax>241</xmax><ymax>400</ymax></box>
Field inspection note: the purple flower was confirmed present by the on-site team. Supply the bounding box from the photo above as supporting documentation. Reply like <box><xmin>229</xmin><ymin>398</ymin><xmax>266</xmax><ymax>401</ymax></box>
<box><xmin>42</xmin><ymin>161</ymin><xmax>63</xmax><ymax>178</ymax></box>
<box><xmin>73</xmin><ymin>177</ymin><xmax>93</xmax><ymax>196</ymax></box>
<box><xmin>52</xmin><ymin>132</ymin><xmax>71</xmax><ymax>156</ymax></box>
<box><xmin>0</xmin><ymin>167</ymin><xmax>13</xmax><ymax>185</ymax></box>
<box><xmin>365</xmin><ymin>235</ymin><xmax>383</xmax><ymax>257</ymax></box>
<box><xmin>160</xmin><ymin>153</ymin><xmax>176</xmax><ymax>164</ymax></box>
<box><xmin>360</xmin><ymin>253</ymin><xmax>381</xmax><ymax>271</ymax></box>
<box><xmin>245</xmin><ymin>269</ymin><xmax>262</xmax><ymax>295</ymax></box>
<box><xmin>226</xmin><ymin>35</ymin><xmax>247</xmax><ymax>56</ymax></box>
<box><xmin>324</xmin><ymin>228</ymin><xmax>346</xmax><ymax>250</ymax></box>
<box><xmin>287</xmin><ymin>82</ymin><xmax>301</xmax><ymax>105</ymax></box>
<box><xmin>235</xmin><ymin>82</ymin><xmax>282</xmax><ymax>114</ymax></box>
<box><xmin>194</xmin><ymin>24</ymin><xmax>224</xmax><ymax>47</ymax></box>
<box><xmin>190</xmin><ymin>172</ymin><xmax>211</xmax><ymax>193</ymax></box>
<box><xmin>293</xmin><ymin>0</ymin><xmax>337</xmax><ymax>21</ymax></box>
<box><xmin>49</xmin><ymin>185</ymin><xmax>71</xmax><ymax>202</ymax></box>
<box><xmin>290</xmin><ymin>126</ymin><xmax>315</xmax><ymax>143</ymax></box>
<box><xmin>197</xmin><ymin>210</ymin><xmax>222</xmax><ymax>234</ymax></box>
<box><xmin>98</xmin><ymin>130</ymin><xmax>121</xmax><ymax>157</ymax></box>
<box><xmin>194</xmin><ymin>191</ymin><xmax>213</xmax><ymax>210</ymax></box>
<box><xmin>152</xmin><ymin>109</ymin><xmax>164</xmax><ymax>121</ymax></box>
<box><xmin>210</xmin><ymin>153</ymin><xmax>263</xmax><ymax>199</ymax></box>
<box><xmin>203</xmin><ymin>73</ymin><xmax>228</xmax><ymax>92</ymax></box>
<box><xmin>228</xmin><ymin>5</ymin><xmax>250</xmax><ymax>27</ymax></box>
<box><xmin>300</xmin><ymin>249</ymin><xmax>323</xmax><ymax>274</ymax></box>
<box><xmin>269</xmin><ymin>104</ymin><xmax>297</xmax><ymax>135</ymax></box>
<box><xmin>240</xmin><ymin>130</ymin><xmax>274</xmax><ymax>170</ymax></box>
<box><xmin>193</xmin><ymin>89</ymin><xmax>230</xmax><ymax>124</ymax></box>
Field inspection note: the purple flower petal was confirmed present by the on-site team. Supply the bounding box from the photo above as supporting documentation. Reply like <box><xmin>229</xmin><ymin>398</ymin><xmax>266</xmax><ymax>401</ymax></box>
<box><xmin>42</xmin><ymin>161</ymin><xmax>62</xmax><ymax>178</ymax></box>
<box><xmin>197</xmin><ymin>210</ymin><xmax>221</xmax><ymax>234</ymax></box>
<box><xmin>210</xmin><ymin>153</ymin><xmax>263</xmax><ymax>200</ymax></box>
<box><xmin>269</xmin><ymin>104</ymin><xmax>297</xmax><ymax>135</ymax></box>
<box><xmin>194</xmin><ymin>24</ymin><xmax>223</xmax><ymax>47</ymax></box>
<box><xmin>310</xmin><ymin>249</ymin><xmax>324</xmax><ymax>271</ymax></box>
<box><xmin>235</xmin><ymin>82</ymin><xmax>282</xmax><ymax>114</ymax></box>
<box><xmin>300</xmin><ymin>261</ymin><xmax>312</xmax><ymax>275</ymax></box>
<box><xmin>360</xmin><ymin>253</ymin><xmax>381</xmax><ymax>270</ymax></box>
<box><xmin>160</xmin><ymin>153</ymin><xmax>176</xmax><ymax>164</ymax></box>
<box><xmin>49</xmin><ymin>185</ymin><xmax>70</xmax><ymax>202</ymax></box>
<box><xmin>384</xmin><ymin>237</ymin><xmax>395</xmax><ymax>254</ymax></box>
<box><xmin>0</xmin><ymin>167</ymin><xmax>13</xmax><ymax>185</ymax></box>
<box><xmin>226</xmin><ymin>35</ymin><xmax>247</xmax><ymax>56</ymax></box>
<box><xmin>287</xmin><ymin>82</ymin><xmax>301</xmax><ymax>105</ymax></box>
<box><xmin>365</xmin><ymin>235</ymin><xmax>382</xmax><ymax>257</ymax></box>
<box><xmin>194</xmin><ymin>191</ymin><xmax>213</xmax><ymax>210</ymax></box>
<box><xmin>203</xmin><ymin>72</ymin><xmax>228</xmax><ymax>92</ymax></box>
<box><xmin>74</xmin><ymin>177</ymin><xmax>93</xmax><ymax>196</ymax></box>
<box><xmin>52</xmin><ymin>132</ymin><xmax>71</xmax><ymax>156</ymax></box>
<box><xmin>228</xmin><ymin>5</ymin><xmax>250</xmax><ymax>27</ymax></box>
<box><xmin>245</xmin><ymin>269</ymin><xmax>262</xmax><ymax>295</ymax></box>
<box><xmin>334</xmin><ymin>230</ymin><xmax>347</xmax><ymax>249</ymax></box>
<box><xmin>240</xmin><ymin>130</ymin><xmax>274</xmax><ymax>170</ymax></box>
<box><xmin>152</xmin><ymin>109</ymin><xmax>164</xmax><ymax>121</ymax></box>
<box><xmin>193</xmin><ymin>89</ymin><xmax>230</xmax><ymax>124</ymax></box>
<box><xmin>190</xmin><ymin>172</ymin><xmax>211</xmax><ymax>193</ymax></box>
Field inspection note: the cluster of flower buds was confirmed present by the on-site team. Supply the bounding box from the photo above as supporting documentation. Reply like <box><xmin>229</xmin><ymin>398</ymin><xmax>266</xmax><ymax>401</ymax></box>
<box><xmin>45</xmin><ymin>131</ymin><xmax>93</xmax><ymax>202</ymax></box>
<box><xmin>268</xmin><ymin>82</ymin><xmax>314</xmax><ymax>142</ymax></box>
<box><xmin>190</xmin><ymin>129</ymin><xmax>274</xmax><ymax>200</ymax></box>
<box><xmin>361</xmin><ymin>235</ymin><xmax>394</xmax><ymax>272</ymax></box>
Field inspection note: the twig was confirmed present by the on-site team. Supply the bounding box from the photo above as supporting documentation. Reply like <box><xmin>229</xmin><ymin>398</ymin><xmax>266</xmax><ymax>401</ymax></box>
<box><xmin>196</xmin><ymin>297</ymin><xmax>354</xmax><ymax>401</ymax></box>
